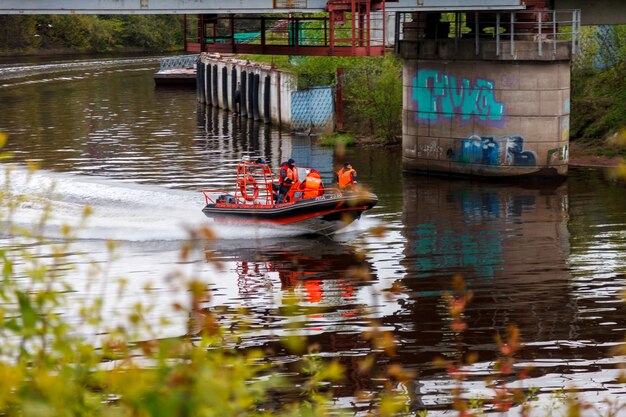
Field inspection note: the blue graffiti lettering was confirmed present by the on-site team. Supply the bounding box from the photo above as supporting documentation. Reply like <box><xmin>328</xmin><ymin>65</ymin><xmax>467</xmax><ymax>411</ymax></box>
<box><xmin>413</xmin><ymin>70</ymin><xmax>505</xmax><ymax>126</ymax></box>
<box><xmin>450</xmin><ymin>135</ymin><xmax>537</xmax><ymax>166</ymax></box>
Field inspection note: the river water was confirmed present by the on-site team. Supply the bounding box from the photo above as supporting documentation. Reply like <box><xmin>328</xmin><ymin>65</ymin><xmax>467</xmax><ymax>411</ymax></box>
<box><xmin>1</xmin><ymin>56</ymin><xmax>625</xmax><ymax>414</ymax></box>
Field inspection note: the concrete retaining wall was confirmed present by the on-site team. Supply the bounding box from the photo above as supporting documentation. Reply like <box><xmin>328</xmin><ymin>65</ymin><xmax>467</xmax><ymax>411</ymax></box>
<box><xmin>197</xmin><ymin>53</ymin><xmax>295</xmax><ymax>127</ymax></box>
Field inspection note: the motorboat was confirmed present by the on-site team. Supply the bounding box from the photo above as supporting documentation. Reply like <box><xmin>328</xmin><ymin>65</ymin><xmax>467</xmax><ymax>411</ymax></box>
<box><xmin>200</xmin><ymin>161</ymin><xmax>378</xmax><ymax>235</ymax></box>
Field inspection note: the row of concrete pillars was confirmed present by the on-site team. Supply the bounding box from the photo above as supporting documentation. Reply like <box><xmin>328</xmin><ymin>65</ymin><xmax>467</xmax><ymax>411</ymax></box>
<box><xmin>196</xmin><ymin>62</ymin><xmax>271</xmax><ymax>124</ymax></box>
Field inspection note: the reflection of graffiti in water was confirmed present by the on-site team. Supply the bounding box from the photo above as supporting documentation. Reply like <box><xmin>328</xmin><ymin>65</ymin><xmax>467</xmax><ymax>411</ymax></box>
<box><xmin>410</xmin><ymin>223</ymin><xmax>504</xmax><ymax>280</ymax></box>
<box><xmin>452</xmin><ymin>134</ymin><xmax>537</xmax><ymax>167</ymax></box>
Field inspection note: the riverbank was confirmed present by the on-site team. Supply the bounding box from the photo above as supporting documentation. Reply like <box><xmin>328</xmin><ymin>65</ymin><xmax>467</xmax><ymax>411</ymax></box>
<box><xmin>346</xmin><ymin>134</ymin><xmax>626</xmax><ymax>168</ymax></box>
<box><xmin>569</xmin><ymin>141</ymin><xmax>625</xmax><ymax>168</ymax></box>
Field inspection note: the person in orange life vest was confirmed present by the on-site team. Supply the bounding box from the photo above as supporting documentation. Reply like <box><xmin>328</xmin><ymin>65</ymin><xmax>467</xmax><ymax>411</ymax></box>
<box><xmin>276</xmin><ymin>158</ymin><xmax>297</xmax><ymax>203</ymax></box>
<box><xmin>334</xmin><ymin>162</ymin><xmax>357</xmax><ymax>190</ymax></box>
<box><xmin>299</xmin><ymin>169</ymin><xmax>324</xmax><ymax>199</ymax></box>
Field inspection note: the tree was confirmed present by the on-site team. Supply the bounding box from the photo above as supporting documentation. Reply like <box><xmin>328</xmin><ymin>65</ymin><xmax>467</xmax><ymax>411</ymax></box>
<box><xmin>343</xmin><ymin>55</ymin><xmax>403</xmax><ymax>143</ymax></box>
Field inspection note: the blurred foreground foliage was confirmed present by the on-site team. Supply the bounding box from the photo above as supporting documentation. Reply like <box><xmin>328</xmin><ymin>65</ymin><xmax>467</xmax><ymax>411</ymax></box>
<box><xmin>1</xmin><ymin>132</ymin><xmax>625</xmax><ymax>416</ymax></box>
<box><xmin>0</xmin><ymin>15</ymin><xmax>184</xmax><ymax>54</ymax></box>
<box><xmin>0</xmin><ymin>134</ymin><xmax>410</xmax><ymax>416</ymax></box>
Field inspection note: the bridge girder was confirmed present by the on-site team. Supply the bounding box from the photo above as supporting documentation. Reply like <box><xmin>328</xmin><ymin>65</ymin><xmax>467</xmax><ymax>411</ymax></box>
<box><xmin>4</xmin><ymin>0</ymin><xmax>621</xmax><ymax>25</ymax></box>
<box><xmin>1</xmin><ymin>0</ymin><xmax>524</xmax><ymax>14</ymax></box>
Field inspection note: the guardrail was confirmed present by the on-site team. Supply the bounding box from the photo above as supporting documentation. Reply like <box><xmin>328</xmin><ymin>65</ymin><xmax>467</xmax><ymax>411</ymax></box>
<box><xmin>159</xmin><ymin>55</ymin><xmax>198</xmax><ymax>71</ymax></box>
<box><xmin>185</xmin><ymin>12</ymin><xmax>387</xmax><ymax>56</ymax></box>
<box><xmin>396</xmin><ymin>9</ymin><xmax>581</xmax><ymax>57</ymax></box>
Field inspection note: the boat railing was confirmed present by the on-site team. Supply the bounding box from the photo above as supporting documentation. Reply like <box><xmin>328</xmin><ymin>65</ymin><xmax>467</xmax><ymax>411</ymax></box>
<box><xmin>201</xmin><ymin>186</ymin><xmax>358</xmax><ymax>206</ymax></box>
<box><xmin>200</xmin><ymin>187</ymin><xmax>274</xmax><ymax>206</ymax></box>
<box><xmin>200</xmin><ymin>189</ymin><xmax>229</xmax><ymax>205</ymax></box>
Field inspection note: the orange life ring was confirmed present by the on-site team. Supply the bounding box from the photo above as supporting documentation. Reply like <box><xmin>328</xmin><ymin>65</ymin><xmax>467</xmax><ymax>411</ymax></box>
<box><xmin>238</xmin><ymin>175</ymin><xmax>259</xmax><ymax>201</ymax></box>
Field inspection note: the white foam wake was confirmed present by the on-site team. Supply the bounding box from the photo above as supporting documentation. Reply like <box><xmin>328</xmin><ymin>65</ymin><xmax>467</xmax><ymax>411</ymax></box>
<box><xmin>0</xmin><ymin>165</ymin><xmax>347</xmax><ymax>242</ymax></box>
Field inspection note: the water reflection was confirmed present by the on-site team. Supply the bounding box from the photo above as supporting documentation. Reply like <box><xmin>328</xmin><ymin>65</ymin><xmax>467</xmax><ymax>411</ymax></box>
<box><xmin>204</xmin><ymin>237</ymin><xmax>378</xmax><ymax>334</ymax></box>
<box><xmin>1</xmin><ymin>57</ymin><xmax>625</xmax><ymax>412</ymax></box>
<box><xmin>199</xmin><ymin>236</ymin><xmax>403</xmax><ymax>410</ymax></box>
<box><xmin>398</xmin><ymin>176</ymin><xmax>574</xmax><ymax>370</ymax></box>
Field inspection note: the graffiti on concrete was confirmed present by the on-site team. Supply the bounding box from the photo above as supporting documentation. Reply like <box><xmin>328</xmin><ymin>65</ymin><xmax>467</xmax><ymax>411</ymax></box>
<box><xmin>448</xmin><ymin>134</ymin><xmax>537</xmax><ymax>166</ymax></box>
<box><xmin>547</xmin><ymin>145</ymin><xmax>569</xmax><ymax>165</ymax></box>
<box><xmin>418</xmin><ymin>140</ymin><xmax>444</xmax><ymax>159</ymax></box>
<box><xmin>560</xmin><ymin>116</ymin><xmax>570</xmax><ymax>142</ymax></box>
<box><xmin>412</xmin><ymin>69</ymin><xmax>505</xmax><ymax>126</ymax></box>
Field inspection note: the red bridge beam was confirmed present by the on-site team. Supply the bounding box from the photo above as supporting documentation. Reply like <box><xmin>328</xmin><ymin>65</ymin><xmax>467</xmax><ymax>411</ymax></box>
<box><xmin>185</xmin><ymin>1</ymin><xmax>391</xmax><ymax>57</ymax></box>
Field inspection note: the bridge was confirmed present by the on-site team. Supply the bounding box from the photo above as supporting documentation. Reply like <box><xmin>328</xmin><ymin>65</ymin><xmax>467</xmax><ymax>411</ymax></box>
<box><xmin>0</xmin><ymin>0</ymin><xmax>525</xmax><ymax>14</ymax></box>
<box><xmin>1</xmin><ymin>0</ymin><xmax>622</xmax><ymax>178</ymax></box>
<box><xmin>1</xmin><ymin>0</ymin><xmax>624</xmax><ymax>24</ymax></box>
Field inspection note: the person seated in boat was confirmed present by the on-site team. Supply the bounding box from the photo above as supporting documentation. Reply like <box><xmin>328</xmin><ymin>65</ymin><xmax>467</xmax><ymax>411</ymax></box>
<box><xmin>298</xmin><ymin>169</ymin><xmax>324</xmax><ymax>199</ymax></box>
<box><xmin>334</xmin><ymin>162</ymin><xmax>357</xmax><ymax>191</ymax></box>
<box><xmin>276</xmin><ymin>158</ymin><xmax>298</xmax><ymax>204</ymax></box>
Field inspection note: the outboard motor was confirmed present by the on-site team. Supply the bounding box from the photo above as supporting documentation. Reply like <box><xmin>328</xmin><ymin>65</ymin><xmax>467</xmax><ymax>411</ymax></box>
<box><xmin>216</xmin><ymin>194</ymin><xmax>236</xmax><ymax>204</ymax></box>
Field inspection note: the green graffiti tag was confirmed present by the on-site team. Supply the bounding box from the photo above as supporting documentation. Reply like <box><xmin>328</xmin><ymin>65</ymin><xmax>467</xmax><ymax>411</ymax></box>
<box><xmin>412</xmin><ymin>69</ymin><xmax>505</xmax><ymax>126</ymax></box>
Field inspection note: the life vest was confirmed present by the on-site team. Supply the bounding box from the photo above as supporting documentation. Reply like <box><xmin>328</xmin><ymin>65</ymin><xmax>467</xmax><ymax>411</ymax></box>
<box><xmin>336</xmin><ymin>167</ymin><xmax>356</xmax><ymax>189</ymax></box>
<box><xmin>279</xmin><ymin>163</ymin><xmax>298</xmax><ymax>185</ymax></box>
<box><xmin>301</xmin><ymin>172</ymin><xmax>323</xmax><ymax>199</ymax></box>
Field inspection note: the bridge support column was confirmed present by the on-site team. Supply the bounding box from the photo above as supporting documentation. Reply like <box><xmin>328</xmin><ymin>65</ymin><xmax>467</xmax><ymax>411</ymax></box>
<box><xmin>398</xmin><ymin>14</ymin><xmax>575</xmax><ymax>178</ymax></box>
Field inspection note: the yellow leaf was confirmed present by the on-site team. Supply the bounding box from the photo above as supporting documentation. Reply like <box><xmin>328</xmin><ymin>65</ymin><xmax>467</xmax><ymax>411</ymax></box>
<box><xmin>25</xmin><ymin>160</ymin><xmax>40</xmax><ymax>172</ymax></box>
<box><xmin>83</xmin><ymin>204</ymin><xmax>93</xmax><ymax>218</ymax></box>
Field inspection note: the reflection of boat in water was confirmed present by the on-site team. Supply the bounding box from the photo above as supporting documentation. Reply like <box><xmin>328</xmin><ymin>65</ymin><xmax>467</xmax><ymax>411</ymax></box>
<box><xmin>201</xmin><ymin>161</ymin><xmax>378</xmax><ymax>235</ymax></box>
<box><xmin>205</xmin><ymin>235</ymin><xmax>373</xmax><ymax>315</ymax></box>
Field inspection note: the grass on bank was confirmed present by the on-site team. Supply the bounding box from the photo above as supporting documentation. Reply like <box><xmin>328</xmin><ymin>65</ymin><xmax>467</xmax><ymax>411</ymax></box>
<box><xmin>571</xmin><ymin>62</ymin><xmax>626</xmax><ymax>145</ymax></box>
<box><xmin>317</xmin><ymin>132</ymin><xmax>357</xmax><ymax>148</ymax></box>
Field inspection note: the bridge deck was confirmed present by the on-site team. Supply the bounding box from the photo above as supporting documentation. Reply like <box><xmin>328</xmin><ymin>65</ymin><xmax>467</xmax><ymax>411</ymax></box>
<box><xmin>0</xmin><ymin>0</ymin><xmax>523</xmax><ymax>14</ymax></box>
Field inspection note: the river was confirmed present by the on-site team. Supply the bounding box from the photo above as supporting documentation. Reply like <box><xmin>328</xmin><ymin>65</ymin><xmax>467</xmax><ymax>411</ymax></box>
<box><xmin>0</xmin><ymin>56</ymin><xmax>625</xmax><ymax>415</ymax></box>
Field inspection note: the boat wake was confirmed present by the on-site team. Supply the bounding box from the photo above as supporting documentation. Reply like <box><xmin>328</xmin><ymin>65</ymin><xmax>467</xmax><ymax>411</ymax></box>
<box><xmin>1</xmin><ymin>166</ymin><xmax>373</xmax><ymax>242</ymax></box>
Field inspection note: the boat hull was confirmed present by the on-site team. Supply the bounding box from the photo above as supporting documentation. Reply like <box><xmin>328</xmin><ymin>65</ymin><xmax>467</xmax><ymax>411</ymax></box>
<box><xmin>202</xmin><ymin>192</ymin><xmax>378</xmax><ymax>234</ymax></box>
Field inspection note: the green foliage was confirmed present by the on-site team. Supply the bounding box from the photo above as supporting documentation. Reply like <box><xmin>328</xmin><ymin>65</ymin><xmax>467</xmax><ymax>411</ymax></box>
<box><xmin>0</xmin><ymin>16</ymin><xmax>40</xmax><ymax>52</ymax></box>
<box><xmin>90</xmin><ymin>17</ymin><xmax>125</xmax><ymax>52</ymax></box>
<box><xmin>290</xmin><ymin>56</ymin><xmax>357</xmax><ymax>89</ymax></box>
<box><xmin>342</xmin><ymin>55</ymin><xmax>403</xmax><ymax>143</ymax></box>
<box><xmin>596</xmin><ymin>149</ymin><xmax>618</xmax><ymax>158</ymax></box>
<box><xmin>571</xmin><ymin>61</ymin><xmax>626</xmax><ymax>143</ymax></box>
<box><xmin>573</xmin><ymin>26</ymin><xmax>602</xmax><ymax>70</ymax></box>
<box><xmin>118</xmin><ymin>15</ymin><xmax>184</xmax><ymax>50</ymax></box>
<box><xmin>571</xmin><ymin>25</ymin><xmax>626</xmax><ymax>143</ymax></box>
<box><xmin>238</xmin><ymin>54</ymin><xmax>291</xmax><ymax>69</ymax></box>
<box><xmin>0</xmin><ymin>15</ymin><xmax>184</xmax><ymax>54</ymax></box>
<box><xmin>318</xmin><ymin>132</ymin><xmax>356</xmax><ymax>148</ymax></box>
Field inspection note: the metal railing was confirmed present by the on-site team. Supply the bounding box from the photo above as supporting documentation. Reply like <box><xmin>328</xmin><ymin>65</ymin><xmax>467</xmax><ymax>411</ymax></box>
<box><xmin>186</xmin><ymin>11</ymin><xmax>387</xmax><ymax>56</ymax></box>
<box><xmin>159</xmin><ymin>54</ymin><xmax>198</xmax><ymax>71</ymax></box>
<box><xmin>396</xmin><ymin>9</ymin><xmax>581</xmax><ymax>57</ymax></box>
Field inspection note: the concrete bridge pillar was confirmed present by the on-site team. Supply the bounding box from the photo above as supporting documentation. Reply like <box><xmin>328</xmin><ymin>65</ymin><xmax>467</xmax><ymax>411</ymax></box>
<box><xmin>398</xmin><ymin>12</ymin><xmax>576</xmax><ymax>178</ymax></box>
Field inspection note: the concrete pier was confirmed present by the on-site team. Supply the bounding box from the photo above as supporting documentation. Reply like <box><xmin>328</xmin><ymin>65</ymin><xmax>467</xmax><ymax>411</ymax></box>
<box><xmin>397</xmin><ymin>11</ymin><xmax>577</xmax><ymax>178</ymax></box>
